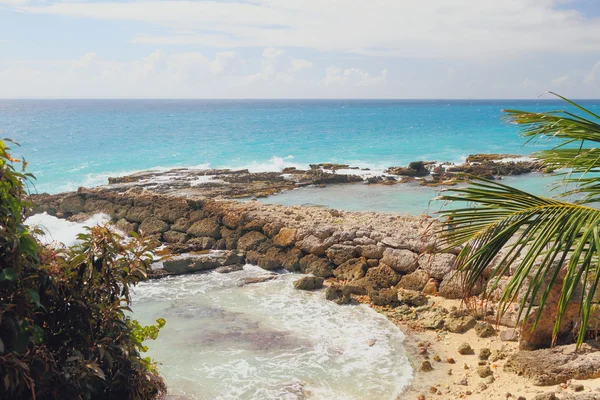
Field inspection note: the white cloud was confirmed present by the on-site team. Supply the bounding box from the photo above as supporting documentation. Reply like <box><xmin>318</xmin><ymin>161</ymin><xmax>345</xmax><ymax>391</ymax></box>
<box><xmin>15</xmin><ymin>0</ymin><xmax>600</xmax><ymax>60</ymax></box>
<box><xmin>550</xmin><ymin>75</ymin><xmax>570</xmax><ymax>86</ymax></box>
<box><xmin>323</xmin><ymin>66</ymin><xmax>388</xmax><ymax>87</ymax></box>
<box><xmin>210</xmin><ymin>51</ymin><xmax>237</xmax><ymax>74</ymax></box>
<box><xmin>289</xmin><ymin>58</ymin><xmax>313</xmax><ymax>73</ymax></box>
<box><xmin>1</xmin><ymin>48</ymin><xmax>391</xmax><ymax>98</ymax></box>
<box><xmin>585</xmin><ymin>61</ymin><xmax>600</xmax><ymax>84</ymax></box>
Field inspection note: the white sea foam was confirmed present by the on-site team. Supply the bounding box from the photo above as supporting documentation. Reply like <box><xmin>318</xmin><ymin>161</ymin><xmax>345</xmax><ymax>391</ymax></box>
<box><xmin>132</xmin><ymin>265</ymin><xmax>412</xmax><ymax>399</ymax></box>
<box><xmin>25</xmin><ymin>212</ymin><xmax>111</xmax><ymax>247</ymax></box>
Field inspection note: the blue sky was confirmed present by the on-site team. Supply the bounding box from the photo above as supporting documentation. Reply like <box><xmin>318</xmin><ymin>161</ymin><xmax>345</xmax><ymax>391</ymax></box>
<box><xmin>1</xmin><ymin>0</ymin><xmax>599</xmax><ymax>98</ymax></box>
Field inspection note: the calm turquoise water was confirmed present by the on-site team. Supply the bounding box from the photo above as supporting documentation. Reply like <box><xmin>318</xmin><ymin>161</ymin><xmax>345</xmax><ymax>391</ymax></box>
<box><xmin>3</xmin><ymin>99</ymin><xmax>599</xmax><ymax>194</ymax></box>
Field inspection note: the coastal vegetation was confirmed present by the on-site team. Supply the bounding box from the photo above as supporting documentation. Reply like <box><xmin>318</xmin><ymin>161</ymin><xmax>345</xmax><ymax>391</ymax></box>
<box><xmin>440</xmin><ymin>93</ymin><xmax>600</xmax><ymax>347</ymax></box>
<box><xmin>0</xmin><ymin>139</ymin><xmax>165</xmax><ymax>399</ymax></box>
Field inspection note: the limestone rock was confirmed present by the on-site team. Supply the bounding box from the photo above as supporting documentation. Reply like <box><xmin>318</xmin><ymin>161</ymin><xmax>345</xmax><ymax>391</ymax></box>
<box><xmin>139</xmin><ymin>217</ymin><xmax>169</xmax><ymax>236</ymax></box>
<box><xmin>171</xmin><ymin>217</ymin><xmax>192</xmax><ymax>233</ymax></box>
<box><xmin>397</xmin><ymin>270</ymin><xmax>430</xmax><ymax>291</ymax></box>
<box><xmin>381</xmin><ymin>248</ymin><xmax>419</xmax><ymax>274</ymax></box>
<box><xmin>188</xmin><ymin>218</ymin><xmax>221</xmax><ymax>239</ymax></box>
<box><xmin>299</xmin><ymin>235</ymin><xmax>332</xmax><ymax>256</ymax></box>
<box><xmin>364</xmin><ymin>264</ymin><xmax>401</xmax><ymax>290</ymax></box>
<box><xmin>163</xmin><ymin>230</ymin><xmax>188</xmax><ymax>244</ymax></box>
<box><xmin>333</xmin><ymin>257</ymin><xmax>368</xmax><ymax>281</ymax></box>
<box><xmin>299</xmin><ymin>254</ymin><xmax>334</xmax><ymax>278</ymax></box>
<box><xmin>504</xmin><ymin>343</ymin><xmax>600</xmax><ymax>386</ymax></box>
<box><xmin>162</xmin><ymin>251</ymin><xmax>245</xmax><ymax>275</ymax></box>
<box><xmin>273</xmin><ymin>227</ymin><xmax>296</xmax><ymax>247</ymax></box>
<box><xmin>325</xmin><ymin>285</ymin><xmax>352</xmax><ymax>305</ymax></box>
<box><xmin>438</xmin><ymin>271</ymin><xmax>484</xmax><ymax>299</ymax></box>
<box><xmin>326</xmin><ymin>244</ymin><xmax>357</xmax><ymax>266</ymax></box>
<box><xmin>126</xmin><ymin>206</ymin><xmax>152</xmax><ymax>223</ymax></box>
<box><xmin>115</xmin><ymin>218</ymin><xmax>138</xmax><ymax>234</ymax></box>
<box><xmin>293</xmin><ymin>276</ymin><xmax>324</xmax><ymax>290</ymax></box>
<box><xmin>458</xmin><ymin>343</ymin><xmax>474</xmax><ymax>355</ymax></box>
<box><xmin>444</xmin><ymin>314</ymin><xmax>476</xmax><ymax>333</ymax></box>
<box><xmin>59</xmin><ymin>195</ymin><xmax>85</xmax><ymax>214</ymax></box>
<box><xmin>358</xmin><ymin>244</ymin><xmax>385</xmax><ymax>259</ymax></box>
<box><xmin>475</xmin><ymin>321</ymin><xmax>496</xmax><ymax>338</ymax></box>
<box><xmin>369</xmin><ymin>288</ymin><xmax>399</xmax><ymax>307</ymax></box>
<box><xmin>477</xmin><ymin>366</ymin><xmax>493</xmax><ymax>378</ymax></box>
<box><xmin>187</xmin><ymin>237</ymin><xmax>217</xmax><ymax>250</ymax></box>
<box><xmin>257</xmin><ymin>247</ymin><xmax>286</xmax><ymax>271</ymax></box>
<box><xmin>237</xmin><ymin>231</ymin><xmax>268</xmax><ymax>251</ymax></box>
<box><xmin>397</xmin><ymin>289</ymin><xmax>428</xmax><ymax>307</ymax></box>
<box><xmin>419</xmin><ymin>253</ymin><xmax>457</xmax><ymax>279</ymax></box>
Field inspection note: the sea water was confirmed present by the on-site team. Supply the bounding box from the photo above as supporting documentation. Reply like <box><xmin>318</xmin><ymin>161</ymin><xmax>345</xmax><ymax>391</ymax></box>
<box><xmin>26</xmin><ymin>213</ymin><xmax>412</xmax><ymax>399</ymax></box>
<box><xmin>3</xmin><ymin>99</ymin><xmax>599</xmax><ymax>196</ymax></box>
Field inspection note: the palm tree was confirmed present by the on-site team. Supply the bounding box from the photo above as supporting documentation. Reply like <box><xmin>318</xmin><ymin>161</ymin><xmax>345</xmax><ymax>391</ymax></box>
<box><xmin>439</xmin><ymin>93</ymin><xmax>600</xmax><ymax>347</ymax></box>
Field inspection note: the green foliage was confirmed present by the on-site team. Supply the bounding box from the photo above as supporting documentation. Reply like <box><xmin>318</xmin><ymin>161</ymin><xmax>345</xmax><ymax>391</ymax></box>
<box><xmin>439</xmin><ymin>93</ymin><xmax>600</xmax><ymax>347</ymax></box>
<box><xmin>0</xmin><ymin>139</ymin><xmax>166</xmax><ymax>399</ymax></box>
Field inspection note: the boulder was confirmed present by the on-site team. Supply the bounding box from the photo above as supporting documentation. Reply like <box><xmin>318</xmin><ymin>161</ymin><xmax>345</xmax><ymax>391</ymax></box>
<box><xmin>369</xmin><ymin>288</ymin><xmax>399</xmax><ymax>307</ymax></box>
<box><xmin>163</xmin><ymin>230</ymin><xmax>188</xmax><ymax>244</ymax></box>
<box><xmin>438</xmin><ymin>271</ymin><xmax>484</xmax><ymax>299</ymax></box>
<box><xmin>139</xmin><ymin>217</ymin><xmax>169</xmax><ymax>236</ymax></box>
<box><xmin>220</xmin><ymin>227</ymin><xmax>241</xmax><ymax>249</ymax></box>
<box><xmin>397</xmin><ymin>270</ymin><xmax>430</xmax><ymax>291</ymax></box>
<box><xmin>171</xmin><ymin>217</ymin><xmax>192</xmax><ymax>233</ymax></box>
<box><xmin>333</xmin><ymin>257</ymin><xmax>368</xmax><ymax>281</ymax></box>
<box><xmin>153</xmin><ymin>203</ymin><xmax>188</xmax><ymax>223</ymax></box>
<box><xmin>326</xmin><ymin>244</ymin><xmax>357</xmax><ymax>266</ymax></box>
<box><xmin>504</xmin><ymin>343</ymin><xmax>600</xmax><ymax>386</ymax></box>
<box><xmin>237</xmin><ymin>231</ymin><xmax>268</xmax><ymax>251</ymax></box>
<box><xmin>381</xmin><ymin>248</ymin><xmax>419</xmax><ymax>274</ymax></box>
<box><xmin>444</xmin><ymin>314</ymin><xmax>477</xmax><ymax>333</ymax></box>
<box><xmin>397</xmin><ymin>289</ymin><xmax>428</xmax><ymax>307</ymax></box>
<box><xmin>281</xmin><ymin>248</ymin><xmax>303</xmax><ymax>272</ymax></box>
<box><xmin>188</xmin><ymin>218</ymin><xmax>221</xmax><ymax>239</ymax></box>
<box><xmin>364</xmin><ymin>264</ymin><xmax>401</xmax><ymax>290</ymax></box>
<box><xmin>162</xmin><ymin>251</ymin><xmax>245</xmax><ymax>275</ymax></box>
<box><xmin>325</xmin><ymin>285</ymin><xmax>352</xmax><ymax>305</ymax></box>
<box><xmin>358</xmin><ymin>244</ymin><xmax>385</xmax><ymax>259</ymax></box>
<box><xmin>299</xmin><ymin>254</ymin><xmax>334</xmax><ymax>278</ymax></box>
<box><xmin>222</xmin><ymin>212</ymin><xmax>243</xmax><ymax>229</ymax></box>
<box><xmin>419</xmin><ymin>253</ymin><xmax>457</xmax><ymax>279</ymax></box>
<box><xmin>59</xmin><ymin>195</ymin><xmax>85</xmax><ymax>214</ymax></box>
<box><xmin>126</xmin><ymin>206</ymin><xmax>152</xmax><ymax>223</ymax></box>
<box><xmin>187</xmin><ymin>237</ymin><xmax>217</xmax><ymax>250</ymax></box>
<box><xmin>298</xmin><ymin>235</ymin><xmax>332</xmax><ymax>256</ymax></box>
<box><xmin>115</xmin><ymin>218</ymin><xmax>138</xmax><ymax>234</ymax></box>
<box><xmin>262</xmin><ymin>222</ymin><xmax>283</xmax><ymax>237</ymax></box>
<box><xmin>293</xmin><ymin>276</ymin><xmax>324</xmax><ymax>291</ymax></box>
<box><xmin>257</xmin><ymin>247</ymin><xmax>286</xmax><ymax>270</ymax></box>
<box><xmin>188</xmin><ymin>209</ymin><xmax>205</xmax><ymax>223</ymax></box>
<box><xmin>273</xmin><ymin>228</ymin><xmax>297</xmax><ymax>247</ymax></box>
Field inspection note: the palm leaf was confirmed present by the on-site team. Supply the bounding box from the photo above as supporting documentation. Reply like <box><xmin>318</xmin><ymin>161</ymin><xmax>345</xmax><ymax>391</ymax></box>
<box><xmin>503</xmin><ymin>92</ymin><xmax>600</xmax><ymax>203</ymax></box>
<box><xmin>439</xmin><ymin>178</ymin><xmax>600</xmax><ymax>347</ymax></box>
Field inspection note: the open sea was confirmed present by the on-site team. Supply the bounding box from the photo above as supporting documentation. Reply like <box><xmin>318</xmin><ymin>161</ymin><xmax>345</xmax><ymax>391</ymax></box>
<box><xmin>4</xmin><ymin>99</ymin><xmax>599</xmax><ymax>199</ymax></box>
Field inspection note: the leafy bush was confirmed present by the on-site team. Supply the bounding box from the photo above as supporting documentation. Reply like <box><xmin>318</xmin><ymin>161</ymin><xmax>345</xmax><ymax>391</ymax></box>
<box><xmin>0</xmin><ymin>138</ymin><xmax>166</xmax><ymax>399</ymax></box>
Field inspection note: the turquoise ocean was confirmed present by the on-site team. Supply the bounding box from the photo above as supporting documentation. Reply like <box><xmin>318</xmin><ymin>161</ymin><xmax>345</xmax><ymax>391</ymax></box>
<box><xmin>3</xmin><ymin>99</ymin><xmax>599</xmax><ymax>213</ymax></box>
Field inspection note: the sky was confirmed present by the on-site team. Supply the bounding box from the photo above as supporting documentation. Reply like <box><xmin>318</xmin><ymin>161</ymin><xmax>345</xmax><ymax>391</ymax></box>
<box><xmin>1</xmin><ymin>0</ymin><xmax>599</xmax><ymax>99</ymax></box>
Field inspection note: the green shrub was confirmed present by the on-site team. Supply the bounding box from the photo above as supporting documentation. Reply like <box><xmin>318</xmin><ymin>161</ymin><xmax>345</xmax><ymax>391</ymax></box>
<box><xmin>0</xmin><ymin>138</ymin><xmax>166</xmax><ymax>399</ymax></box>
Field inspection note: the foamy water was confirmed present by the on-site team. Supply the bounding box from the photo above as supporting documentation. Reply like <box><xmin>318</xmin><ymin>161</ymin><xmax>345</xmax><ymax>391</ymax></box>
<box><xmin>132</xmin><ymin>267</ymin><xmax>412</xmax><ymax>400</ymax></box>
<box><xmin>25</xmin><ymin>213</ymin><xmax>413</xmax><ymax>399</ymax></box>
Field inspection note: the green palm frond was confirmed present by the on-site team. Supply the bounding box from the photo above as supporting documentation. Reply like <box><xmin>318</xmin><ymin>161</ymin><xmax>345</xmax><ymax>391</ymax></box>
<box><xmin>439</xmin><ymin>178</ymin><xmax>600</xmax><ymax>347</ymax></box>
<box><xmin>440</xmin><ymin>94</ymin><xmax>600</xmax><ymax>348</ymax></box>
<box><xmin>504</xmin><ymin>92</ymin><xmax>600</xmax><ymax>203</ymax></box>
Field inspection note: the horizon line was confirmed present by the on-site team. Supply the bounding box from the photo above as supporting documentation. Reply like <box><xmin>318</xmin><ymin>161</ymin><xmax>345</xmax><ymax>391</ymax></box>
<box><xmin>2</xmin><ymin>97</ymin><xmax>600</xmax><ymax>101</ymax></box>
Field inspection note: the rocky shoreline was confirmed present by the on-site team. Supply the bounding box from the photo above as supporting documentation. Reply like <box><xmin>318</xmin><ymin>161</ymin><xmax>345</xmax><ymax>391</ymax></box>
<box><xmin>28</xmin><ymin>155</ymin><xmax>600</xmax><ymax>400</ymax></box>
<box><xmin>97</xmin><ymin>154</ymin><xmax>540</xmax><ymax>199</ymax></box>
